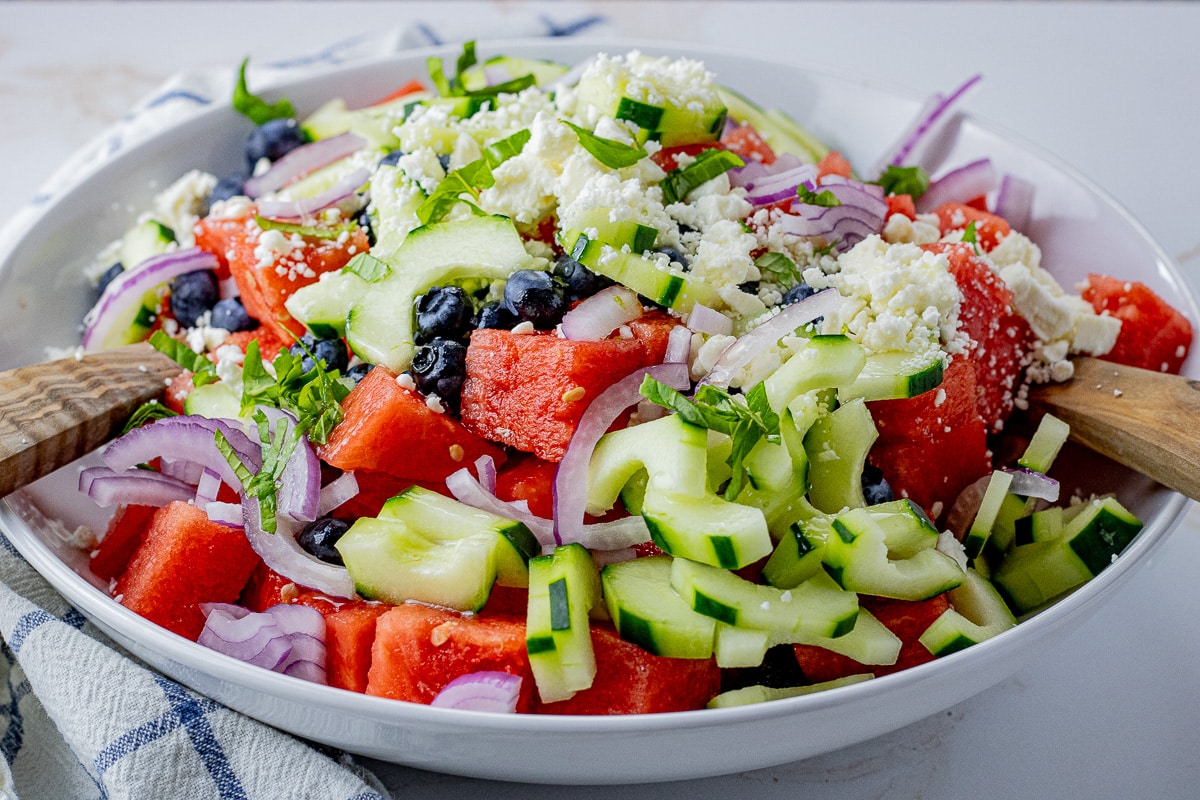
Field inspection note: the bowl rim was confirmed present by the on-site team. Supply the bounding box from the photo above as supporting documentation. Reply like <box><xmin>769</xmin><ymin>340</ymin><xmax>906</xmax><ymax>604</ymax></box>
<box><xmin>0</xmin><ymin>34</ymin><xmax>1195</xmax><ymax>744</ymax></box>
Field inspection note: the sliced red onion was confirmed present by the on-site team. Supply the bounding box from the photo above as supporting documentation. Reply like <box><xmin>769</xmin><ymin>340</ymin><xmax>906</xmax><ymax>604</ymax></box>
<box><xmin>446</xmin><ymin>467</ymin><xmax>555</xmax><ymax>546</ymax></box>
<box><xmin>254</xmin><ymin>406</ymin><xmax>320</xmax><ymax>524</ymax></box>
<box><xmin>664</xmin><ymin>324</ymin><xmax>693</xmax><ymax>364</ymax></box>
<box><xmin>194</xmin><ymin>467</ymin><xmax>223</xmax><ymax>507</ymax></box>
<box><xmin>265</xmin><ymin>603</ymin><xmax>327</xmax><ymax>684</ymax></box>
<box><xmin>255</xmin><ymin>166</ymin><xmax>370</xmax><ymax>220</ymax></box>
<box><xmin>243</xmin><ymin>132</ymin><xmax>366</xmax><ymax>198</ymax></box>
<box><xmin>1002</xmin><ymin>468</ymin><xmax>1060</xmax><ymax>502</ymax></box>
<box><xmin>431</xmin><ymin>671</ymin><xmax>522</xmax><ymax>713</ymax></box>
<box><xmin>589</xmin><ymin>547</ymin><xmax>639</xmax><ymax>567</ymax></box>
<box><xmin>742</xmin><ymin>163</ymin><xmax>819</xmax><ymax>207</ymax></box>
<box><xmin>198</xmin><ymin>603</ymin><xmax>292</xmax><ymax>670</ymax></box>
<box><xmin>553</xmin><ymin>363</ymin><xmax>690</xmax><ymax>546</ymax></box>
<box><xmin>994</xmin><ymin>173</ymin><xmax>1034</xmax><ymax>232</ymax></box>
<box><xmin>205</xmin><ymin>501</ymin><xmax>244</xmax><ymax>527</ymax></box>
<box><xmin>916</xmin><ymin>158</ymin><xmax>998</xmax><ymax>213</ymax></box>
<box><xmin>242</xmin><ymin>496</ymin><xmax>356</xmax><ymax>599</ymax></box>
<box><xmin>870</xmin><ymin>74</ymin><xmax>983</xmax><ymax>177</ymax></box>
<box><xmin>701</xmin><ymin>288</ymin><xmax>843</xmax><ymax>388</ymax></box>
<box><xmin>102</xmin><ymin>416</ymin><xmax>259</xmax><ymax>492</ymax></box>
<box><xmin>159</xmin><ymin>458</ymin><xmax>204</xmax><ymax>485</ymax></box>
<box><xmin>316</xmin><ymin>471</ymin><xmax>360</xmax><ymax>517</ymax></box>
<box><xmin>560</xmin><ymin>286</ymin><xmax>643</xmax><ymax>341</ymax></box>
<box><xmin>82</xmin><ymin>247</ymin><xmax>220</xmax><ymax>351</ymax></box>
<box><xmin>819</xmin><ymin>176</ymin><xmax>889</xmax><ymax>217</ymax></box>
<box><xmin>686</xmin><ymin>304</ymin><xmax>732</xmax><ymax>337</ymax></box>
<box><xmin>636</xmin><ymin>397</ymin><xmax>668</xmax><ymax>423</ymax></box>
<box><xmin>729</xmin><ymin>153</ymin><xmax>807</xmax><ymax>188</ymax></box>
<box><xmin>78</xmin><ymin>466</ymin><xmax>195</xmax><ymax>508</ymax></box>
<box><xmin>474</xmin><ymin>455</ymin><xmax>498</xmax><ymax>495</ymax></box>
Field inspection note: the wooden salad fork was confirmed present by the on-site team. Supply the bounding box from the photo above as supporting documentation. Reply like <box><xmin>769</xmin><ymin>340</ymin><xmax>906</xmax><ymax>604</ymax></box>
<box><xmin>0</xmin><ymin>346</ymin><xmax>1198</xmax><ymax>502</ymax></box>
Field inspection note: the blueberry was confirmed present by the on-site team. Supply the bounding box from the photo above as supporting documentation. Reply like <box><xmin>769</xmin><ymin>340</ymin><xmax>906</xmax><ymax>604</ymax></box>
<box><xmin>209</xmin><ymin>297</ymin><xmax>256</xmax><ymax>332</ymax></box>
<box><xmin>378</xmin><ymin>149</ymin><xmax>404</xmax><ymax>167</ymax></box>
<box><xmin>290</xmin><ymin>333</ymin><xmax>349</xmax><ymax>374</ymax></box>
<box><xmin>737</xmin><ymin>280</ymin><xmax>760</xmax><ymax>295</ymax></box>
<box><xmin>553</xmin><ymin>253</ymin><xmax>612</xmax><ymax>302</ymax></box>
<box><xmin>411</xmin><ymin>338</ymin><xmax>467</xmax><ymax>408</ymax></box>
<box><xmin>720</xmin><ymin>644</ymin><xmax>808</xmax><ymax>693</ymax></box>
<box><xmin>782</xmin><ymin>282</ymin><xmax>817</xmax><ymax>305</ymax></box>
<box><xmin>504</xmin><ymin>269</ymin><xmax>565</xmax><ymax>328</ymax></box>
<box><xmin>208</xmin><ymin>174</ymin><xmax>247</xmax><ymax>206</ymax></box>
<box><xmin>861</xmin><ymin>463</ymin><xmax>894</xmax><ymax>506</ymax></box>
<box><xmin>357</xmin><ymin>210</ymin><xmax>376</xmax><ymax>247</ymax></box>
<box><xmin>297</xmin><ymin>517</ymin><xmax>351</xmax><ymax>565</ymax></box>
<box><xmin>437</xmin><ymin>153</ymin><xmax>452</xmax><ymax>172</ymax></box>
<box><xmin>345</xmin><ymin>362</ymin><xmax>374</xmax><ymax>384</ymax></box>
<box><xmin>169</xmin><ymin>270</ymin><xmax>220</xmax><ymax>328</ymax></box>
<box><xmin>415</xmin><ymin>286</ymin><xmax>473</xmax><ymax>343</ymax></box>
<box><xmin>97</xmin><ymin>262</ymin><xmax>124</xmax><ymax>296</ymax></box>
<box><xmin>656</xmin><ymin>246</ymin><xmax>690</xmax><ymax>270</ymax></box>
<box><xmin>473</xmin><ymin>301</ymin><xmax>519</xmax><ymax>331</ymax></box>
<box><xmin>245</xmin><ymin>118</ymin><xmax>307</xmax><ymax>169</ymax></box>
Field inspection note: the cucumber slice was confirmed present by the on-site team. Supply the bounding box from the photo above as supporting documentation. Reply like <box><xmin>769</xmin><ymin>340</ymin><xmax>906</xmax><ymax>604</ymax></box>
<box><xmin>1018</xmin><ymin>413</ymin><xmax>1070</xmax><ymax>473</ymax></box>
<box><xmin>568</xmin><ymin>235</ymin><xmax>719</xmax><ymax>312</ymax></box>
<box><xmin>587</xmin><ymin>414</ymin><xmax>710</xmax><ymax>514</ymax></box>
<box><xmin>1014</xmin><ymin>506</ymin><xmax>1065</xmax><ymax>546</ymax></box>
<box><xmin>525</xmin><ymin>543</ymin><xmax>601</xmax><ymax>703</ymax></box>
<box><xmin>762</xmin><ymin>335</ymin><xmax>866</xmax><ymax>413</ymax></box>
<box><xmin>118</xmin><ymin>220</ymin><xmax>176</xmax><ymax>269</ymax></box>
<box><xmin>963</xmin><ymin>470</ymin><xmax>1015</xmax><ymax>560</ymax></box>
<box><xmin>717</xmin><ymin>86</ymin><xmax>829</xmax><ymax>164</ymax></box>
<box><xmin>335</xmin><ymin>516</ymin><xmax>498</xmax><ymax>612</ymax></box>
<box><xmin>919</xmin><ymin>567</ymin><xmax>1016</xmax><ymax>656</ymax></box>
<box><xmin>574</xmin><ymin>66</ymin><xmax>726</xmax><ymax>147</ymax></box>
<box><xmin>792</xmin><ymin>607</ymin><xmax>902</xmax><ymax>666</ymax></box>
<box><xmin>301</xmin><ymin>93</ymin><xmax>426</xmax><ymax>148</ymax></box>
<box><xmin>600</xmin><ymin>555</ymin><xmax>716</xmax><ymax>659</ymax></box>
<box><xmin>460</xmin><ymin>56</ymin><xmax>570</xmax><ymax>90</ymax></box>
<box><xmin>643</xmin><ymin>489</ymin><xmax>772</xmax><ymax>570</ymax></box>
<box><xmin>285</xmin><ymin>269</ymin><xmax>370</xmax><ymax>339</ymax></box>
<box><xmin>825</xmin><ymin>505</ymin><xmax>965</xmax><ymax>601</ymax></box>
<box><xmin>803</xmin><ymin>398</ymin><xmax>878</xmax><ymax>515</ymax></box>
<box><xmin>713</xmin><ymin>623</ymin><xmax>770</xmax><ymax>668</ymax></box>
<box><xmin>761</xmin><ymin>516</ymin><xmax>830</xmax><ymax>590</ymax></box>
<box><xmin>839</xmin><ymin>350</ymin><xmax>945</xmax><ymax>403</ymax></box>
<box><xmin>707</xmin><ymin>674</ymin><xmax>872</xmax><ymax>709</ymax></box>
<box><xmin>183</xmin><ymin>381</ymin><xmax>241</xmax><ymax>420</ymax></box>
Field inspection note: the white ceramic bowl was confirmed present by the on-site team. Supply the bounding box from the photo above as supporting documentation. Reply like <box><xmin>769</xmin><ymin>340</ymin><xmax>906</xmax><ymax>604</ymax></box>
<box><xmin>1</xmin><ymin>39</ymin><xmax>1196</xmax><ymax>785</ymax></box>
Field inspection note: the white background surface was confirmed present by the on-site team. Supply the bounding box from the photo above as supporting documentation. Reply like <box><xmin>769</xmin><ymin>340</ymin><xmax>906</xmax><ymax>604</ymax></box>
<box><xmin>3</xmin><ymin>2</ymin><xmax>1200</xmax><ymax>797</ymax></box>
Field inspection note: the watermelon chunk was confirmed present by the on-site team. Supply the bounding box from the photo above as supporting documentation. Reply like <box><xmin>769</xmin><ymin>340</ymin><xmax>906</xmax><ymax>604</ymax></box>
<box><xmin>933</xmin><ymin>202</ymin><xmax>1011</xmax><ymax>251</ymax></box>
<box><xmin>325</xmin><ymin>602</ymin><xmax>391</xmax><ymax>693</ymax></box>
<box><xmin>460</xmin><ymin>313</ymin><xmax>679</xmax><ymax>461</ymax></box>
<box><xmin>494</xmin><ymin>453</ymin><xmax>557</xmax><ymax>519</ymax></box>
<box><xmin>1082</xmin><ymin>273</ymin><xmax>1193</xmax><ymax>374</ymax></box>
<box><xmin>114</xmin><ymin>501</ymin><xmax>260</xmax><ymax>640</ymax></box>
<box><xmin>793</xmin><ymin>593</ymin><xmax>951</xmax><ymax>682</ymax></box>
<box><xmin>927</xmin><ymin>242</ymin><xmax>1032</xmax><ymax>431</ymax></box>
<box><xmin>868</xmin><ymin>356</ymin><xmax>992</xmax><ymax>519</ymax></box>
<box><xmin>89</xmin><ymin>504</ymin><xmax>157</xmax><ymax>582</ymax></box>
<box><xmin>536</xmin><ymin>624</ymin><xmax>721</xmax><ymax>715</ymax></box>
<box><xmin>366</xmin><ymin>604</ymin><xmax>537</xmax><ymax>712</ymax></box>
<box><xmin>317</xmin><ymin>365</ymin><xmax>506</xmax><ymax>483</ymax></box>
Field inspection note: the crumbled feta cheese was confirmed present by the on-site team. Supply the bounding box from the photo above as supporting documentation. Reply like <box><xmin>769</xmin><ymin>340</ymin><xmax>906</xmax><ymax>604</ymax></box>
<box><xmin>153</xmin><ymin>169</ymin><xmax>217</xmax><ymax>247</ymax></box>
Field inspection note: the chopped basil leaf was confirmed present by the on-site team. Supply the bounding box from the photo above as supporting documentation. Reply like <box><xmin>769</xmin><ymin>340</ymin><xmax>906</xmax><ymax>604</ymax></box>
<box><xmin>754</xmin><ymin>252</ymin><xmax>802</xmax><ymax>288</ymax></box>
<box><xmin>796</xmin><ymin>183</ymin><xmax>841</xmax><ymax>208</ymax></box>
<box><xmin>962</xmin><ymin>220</ymin><xmax>981</xmax><ymax>254</ymax></box>
<box><xmin>417</xmin><ymin>158</ymin><xmax>496</xmax><ymax>224</ymax></box>
<box><xmin>344</xmin><ymin>252</ymin><xmax>392</xmax><ymax>283</ymax></box>
<box><xmin>456</xmin><ymin>41</ymin><xmax>479</xmax><ymax>84</ymax></box>
<box><xmin>661</xmin><ymin>149</ymin><xmax>745</xmax><ymax>204</ymax></box>
<box><xmin>148</xmin><ymin>329</ymin><xmax>218</xmax><ymax>387</ymax></box>
<box><xmin>239</xmin><ymin>339</ymin><xmax>351</xmax><ymax>446</ymax></box>
<box><xmin>120</xmin><ymin>400</ymin><xmax>178</xmax><ymax>435</ymax></box>
<box><xmin>465</xmin><ymin>74</ymin><xmax>537</xmax><ymax>98</ymax></box>
<box><xmin>254</xmin><ymin>215</ymin><xmax>354</xmax><ymax>240</ymax></box>
<box><xmin>873</xmin><ymin>164</ymin><xmax>930</xmax><ymax>200</ymax></box>
<box><xmin>562</xmin><ymin>121</ymin><xmax>647</xmax><ymax>169</ymax></box>
<box><xmin>427</xmin><ymin>41</ymin><xmax>537</xmax><ymax>101</ymax></box>
<box><xmin>484</xmin><ymin>128</ymin><xmax>531</xmax><ymax>167</ymax></box>
<box><xmin>232</xmin><ymin>58</ymin><xmax>296</xmax><ymax>125</ymax></box>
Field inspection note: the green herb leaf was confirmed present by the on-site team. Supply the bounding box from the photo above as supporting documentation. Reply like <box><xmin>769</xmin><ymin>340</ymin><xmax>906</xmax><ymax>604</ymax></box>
<box><xmin>484</xmin><ymin>128</ymin><xmax>531</xmax><ymax>167</ymax></box>
<box><xmin>754</xmin><ymin>252</ymin><xmax>802</xmax><ymax>288</ymax></box>
<box><xmin>232</xmin><ymin>57</ymin><xmax>296</xmax><ymax>125</ymax></box>
<box><xmin>456</xmin><ymin>41</ymin><xmax>479</xmax><ymax>84</ymax></box>
<box><xmin>661</xmin><ymin>148</ymin><xmax>745</xmax><ymax>204</ymax></box>
<box><xmin>796</xmin><ymin>183</ymin><xmax>842</xmax><ymax>208</ymax></box>
<box><xmin>962</xmin><ymin>220</ymin><xmax>980</xmax><ymax>254</ymax></box>
<box><xmin>343</xmin><ymin>252</ymin><xmax>392</xmax><ymax>283</ymax></box>
<box><xmin>873</xmin><ymin>164</ymin><xmax>930</xmax><ymax>200</ymax></box>
<box><xmin>254</xmin><ymin>215</ymin><xmax>354</xmax><ymax>240</ymax></box>
<box><xmin>465</xmin><ymin>74</ymin><xmax>537</xmax><ymax>99</ymax></box>
<box><xmin>148</xmin><ymin>330</ymin><xmax>218</xmax><ymax>387</ymax></box>
<box><xmin>561</xmin><ymin>121</ymin><xmax>647</xmax><ymax>169</ymax></box>
<box><xmin>120</xmin><ymin>400</ymin><xmax>178</xmax><ymax>435</ymax></box>
<box><xmin>416</xmin><ymin>158</ymin><xmax>496</xmax><ymax>224</ymax></box>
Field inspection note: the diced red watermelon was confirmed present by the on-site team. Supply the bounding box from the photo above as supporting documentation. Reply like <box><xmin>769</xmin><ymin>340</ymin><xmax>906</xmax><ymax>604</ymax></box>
<box><xmin>926</xmin><ymin>242</ymin><xmax>1033</xmax><ymax>431</ymax></box>
<box><xmin>885</xmin><ymin>194</ymin><xmax>917</xmax><ymax>220</ymax></box>
<box><xmin>868</xmin><ymin>356</ymin><xmax>992</xmax><ymax>520</ymax></box>
<box><xmin>214</xmin><ymin>328</ymin><xmax>290</xmax><ymax>362</ymax></box>
<box><xmin>721</xmin><ymin>124</ymin><xmax>776</xmax><ymax>165</ymax></box>
<box><xmin>1081</xmin><ymin>273</ymin><xmax>1193</xmax><ymax>374</ymax></box>
<box><xmin>114</xmin><ymin>501</ymin><xmax>260</xmax><ymax>640</ymax></box>
<box><xmin>494</xmin><ymin>453</ymin><xmax>557</xmax><ymax>519</ymax></box>
<box><xmin>933</xmin><ymin>202</ymin><xmax>1011</xmax><ymax>252</ymax></box>
<box><xmin>366</xmin><ymin>604</ymin><xmax>537</xmax><ymax>712</ymax></box>
<box><xmin>163</xmin><ymin>373</ymin><xmax>194</xmax><ymax>415</ymax></box>
<box><xmin>536</xmin><ymin>624</ymin><xmax>722</xmax><ymax>715</ymax></box>
<box><xmin>317</xmin><ymin>365</ymin><xmax>507</xmax><ymax>483</ymax></box>
<box><xmin>325</xmin><ymin>602</ymin><xmax>391</xmax><ymax>693</ymax></box>
<box><xmin>89</xmin><ymin>504</ymin><xmax>158</xmax><ymax>582</ymax></box>
<box><xmin>460</xmin><ymin>313</ymin><xmax>679</xmax><ymax>461</ymax></box>
<box><xmin>816</xmin><ymin>150</ymin><xmax>853</xmax><ymax>181</ymax></box>
<box><xmin>193</xmin><ymin>208</ymin><xmax>369</xmax><ymax>340</ymax></box>
<box><xmin>792</xmin><ymin>593</ymin><xmax>951</xmax><ymax>682</ymax></box>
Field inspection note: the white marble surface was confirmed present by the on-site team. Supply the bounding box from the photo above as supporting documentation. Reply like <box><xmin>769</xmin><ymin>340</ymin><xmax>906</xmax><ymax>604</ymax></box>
<box><xmin>3</xmin><ymin>2</ymin><xmax>1200</xmax><ymax>797</ymax></box>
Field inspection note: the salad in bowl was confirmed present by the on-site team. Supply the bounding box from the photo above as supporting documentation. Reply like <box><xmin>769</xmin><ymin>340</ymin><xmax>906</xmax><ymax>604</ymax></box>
<box><xmin>7</xmin><ymin>39</ymin><xmax>1195</xmax><ymax>779</ymax></box>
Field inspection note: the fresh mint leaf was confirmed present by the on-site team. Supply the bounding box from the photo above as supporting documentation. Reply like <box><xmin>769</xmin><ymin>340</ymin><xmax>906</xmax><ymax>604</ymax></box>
<box><xmin>465</xmin><ymin>74</ymin><xmax>537</xmax><ymax>99</ymax></box>
<box><xmin>427</xmin><ymin>55</ymin><xmax>453</xmax><ymax>97</ymax></box>
<box><xmin>796</xmin><ymin>183</ymin><xmax>841</xmax><ymax>208</ymax></box>
<box><xmin>417</xmin><ymin>158</ymin><xmax>495</xmax><ymax>224</ymax></box>
<box><xmin>120</xmin><ymin>400</ymin><xmax>178</xmax><ymax>435</ymax></box>
<box><xmin>562</xmin><ymin>121</ymin><xmax>647</xmax><ymax>169</ymax></box>
<box><xmin>232</xmin><ymin>58</ymin><xmax>296</xmax><ymax>125</ymax></box>
<box><xmin>754</xmin><ymin>252</ymin><xmax>802</xmax><ymax>288</ymax></box>
<box><xmin>456</xmin><ymin>41</ymin><xmax>479</xmax><ymax>84</ymax></box>
<box><xmin>873</xmin><ymin>164</ymin><xmax>930</xmax><ymax>200</ymax></box>
<box><xmin>661</xmin><ymin>148</ymin><xmax>744</xmax><ymax>204</ymax></box>
<box><xmin>962</xmin><ymin>220</ymin><xmax>980</xmax><ymax>254</ymax></box>
<box><xmin>344</xmin><ymin>252</ymin><xmax>392</xmax><ymax>283</ymax></box>
<box><xmin>484</xmin><ymin>128</ymin><xmax>531</xmax><ymax>167</ymax></box>
<box><xmin>148</xmin><ymin>330</ymin><xmax>218</xmax><ymax>387</ymax></box>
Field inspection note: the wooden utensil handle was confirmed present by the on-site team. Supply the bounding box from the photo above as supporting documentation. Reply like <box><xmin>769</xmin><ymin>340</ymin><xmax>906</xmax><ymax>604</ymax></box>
<box><xmin>1028</xmin><ymin>356</ymin><xmax>1200</xmax><ymax>501</ymax></box>
<box><xmin>0</xmin><ymin>343</ymin><xmax>180</xmax><ymax>496</ymax></box>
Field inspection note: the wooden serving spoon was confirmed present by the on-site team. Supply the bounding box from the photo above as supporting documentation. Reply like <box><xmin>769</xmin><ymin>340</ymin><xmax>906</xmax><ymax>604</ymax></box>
<box><xmin>0</xmin><ymin>347</ymin><xmax>1198</xmax><ymax>501</ymax></box>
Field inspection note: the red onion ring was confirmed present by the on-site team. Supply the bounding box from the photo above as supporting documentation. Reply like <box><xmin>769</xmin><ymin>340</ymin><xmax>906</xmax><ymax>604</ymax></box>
<box><xmin>205</xmin><ymin>501</ymin><xmax>243</xmax><ymax>528</ymax></box>
<box><xmin>742</xmin><ymin>164</ymin><xmax>819</xmax><ymax>207</ymax></box>
<box><xmin>316</xmin><ymin>471</ymin><xmax>360</xmax><ymax>517</ymax></box>
<box><xmin>243</xmin><ymin>132</ymin><xmax>366</xmax><ymax>199</ymax></box>
<box><xmin>255</xmin><ymin>166</ymin><xmax>371</xmax><ymax>220</ymax></box>
<box><xmin>198</xmin><ymin>602</ymin><xmax>327</xmax><ymax>683</ymax></box>
<box><xmin>474</xmin><ymin>455</ymin><xmax>498</xmax><ymax>495</ymax></box>
<box><xmin>102</xmin><ymin>416</ymin><xmax>259</xmax><ymax>493</ymax></box>
<box><xmin>664</xmin><ymin>324</ymin><xmax>693</xmax><ymax>364</ymax></box>
<box><xmin>560</xmin><ymin>286</ymin><xmax>643</xmax><ymax>341</ymax></box>
<box><xmin>82</xmin><ymin>247</ymin><xmax>220</xmax><ymax>351</ymax></box>
<box><xmin>701</xmin><ymin>288</ymin><xmax>843</xmax><ymax>388</ymax></box>
<box><xmin>916</xmin><ymin>158</ymin><xmax>998</xmax><ymax>213</ymax></box>
<box><xmin>686</xmin><ymin>304</ymin><xmax>733</xmax><ymax>336</ymax></box>
<box><xmin>995</xmin><ymin>173</ymin><xmax>1034</xmax><ymax>232</ymax></box>
<box><xmin>729</xmin><ymin>153</ymin><xmax>807</xmax><ymax>188</ymax></box>
<box><xmin>1001</xmin><ymin>468</ymin><xmax>1060</xmax><ymax>502</ymax></box>
<box><xmin>194</xmin><ymin>467</ymin><xmax>222</xmax><ymax>508</ymax></box>
<box><xmin>431</xmin><ymin>671</ymin><xmax>522</xmax><ymax>713</ymax></box>
<box><xmin>553</xmin><ymin>363</ymin><xmax>690</xmax><ymax>546</ymax></box>
<box><xmin>870</xmin><ymin>74</ymin><xmax>983</xmax><ymax>177</ymax></box>
<box><xmin>445</xmin><ymin>467</ymin><xmax>555</xmax><ymax>546</ymax></box>
<box><xmin>78</xmin><ymin>466</ymin><xmax>196</xmax><ymax>508</ymax></box>
<box><xmin>241</xmin><ymin>496</ymin><xmax>356</xmax><ymax>599</ymax></box>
